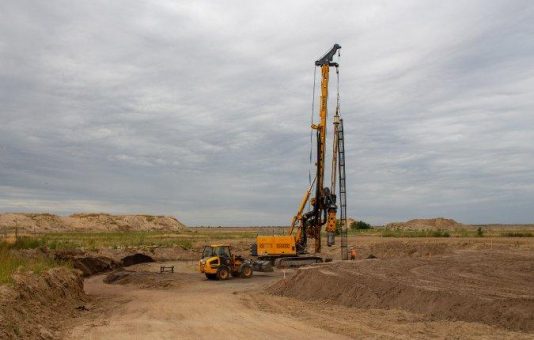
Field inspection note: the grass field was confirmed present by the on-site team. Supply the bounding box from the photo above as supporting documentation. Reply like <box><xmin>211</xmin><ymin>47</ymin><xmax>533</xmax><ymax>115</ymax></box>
<box><xmin>0</xmin><ymin>229</ymin><xmax>259</xmax><ymax>251</ymax></box>
<box><xmin>1</xmin><ymin>226</ymin><xmax>533</xmax><ymax>252</ymax></box>
<box><xmin>0</xmin><ymin>247</ymin><xmax>67</xmax><ymax>285</ymax></box>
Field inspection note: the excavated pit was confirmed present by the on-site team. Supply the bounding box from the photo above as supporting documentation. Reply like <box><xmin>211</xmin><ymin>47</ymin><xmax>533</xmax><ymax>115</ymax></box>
<box><xmin>121</xmin><ymin>253</ymin><xmax>155</xmax><ymax>267</ymax></box>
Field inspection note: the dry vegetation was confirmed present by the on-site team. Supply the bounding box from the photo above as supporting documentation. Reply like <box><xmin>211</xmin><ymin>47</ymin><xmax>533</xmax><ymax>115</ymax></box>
<box><xmin>0</xmin><ymin>247</ymin><xmax>63</xmax><ymax>285</ymax></box>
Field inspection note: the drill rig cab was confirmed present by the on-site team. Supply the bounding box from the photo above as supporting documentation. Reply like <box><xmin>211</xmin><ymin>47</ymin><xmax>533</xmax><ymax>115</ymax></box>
<box><xmin>250</xmin><ymin>44</ymin><xmax>348</xmax><ymax>267</ymax></box>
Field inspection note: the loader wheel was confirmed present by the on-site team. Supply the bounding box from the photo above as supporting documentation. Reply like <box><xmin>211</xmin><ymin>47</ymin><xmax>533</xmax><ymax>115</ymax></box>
<box><xmin>205</xmin><ymin>273</ymin><xmax>217</xmax><ymax>280</ymax></box>
<box><xmin>216</xmin><ymin>266</ymin><xmax>230</xmax><ymax>280</ymax></box>
<box><xmin>240</xmin><ymin>264</ymin><xmax>253</xmax><ymax>279</ymax></box>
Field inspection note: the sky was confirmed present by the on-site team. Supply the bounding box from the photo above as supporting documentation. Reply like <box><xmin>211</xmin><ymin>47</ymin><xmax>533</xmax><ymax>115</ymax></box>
<box><xmin>1</xmin><ymin>1</ymin><xmax>533</xmax><ymax>226</ymax></box>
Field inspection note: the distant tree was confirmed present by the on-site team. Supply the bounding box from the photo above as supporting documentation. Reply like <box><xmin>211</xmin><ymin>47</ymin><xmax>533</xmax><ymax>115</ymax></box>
<box><xmin>476</xmin><ymin>227</ymin><xmax>484</xmax><ymax>237</ymax></box>
<box><xmin>335</xmin><ymin>220</ymin><xmax>341</xmax><ymax>235</ymax></box>
<box><xmin>350</xmin><ymin>220</ymin><xmax>372</xmax><ymax>230</ymax></box>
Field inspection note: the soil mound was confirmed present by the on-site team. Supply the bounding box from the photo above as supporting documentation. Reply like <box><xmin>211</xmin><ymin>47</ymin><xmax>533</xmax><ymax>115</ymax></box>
<box><xmin>0</xmin><ymin>213</ymin><xmax>186</xmax><ymax>233</ymax></box>
<box><xmin>55</xmin><ymin>251</ymin><xmax>119</xmax><ymax>276</ymax></box>
<box><xmin>65</xmin><ymin>213</ymin><xmax>185</xmax><ymax>232</ymax></box>
<box><xmin>0</xmin><ymin>213</ymin><xmax>66</xmax><ymax>232</ymax></box>
<box><xmin>104</xmin><ymin>270</ymin><xmax>193</xmax><ymax>289</ymax></box>
<box><xmin>0</xmin><ymin>267</ymin><xmax>87</xmax><ymax>339</ymax></box>
<box><xmin>386</xmin><ymin>217</ymin><xmax>463</xmax><ymax>230</ymax></box>
<box><xmin>268</xmin><ymin>251</ymin><xmax>534</xmax><ymax>332</ymax></box>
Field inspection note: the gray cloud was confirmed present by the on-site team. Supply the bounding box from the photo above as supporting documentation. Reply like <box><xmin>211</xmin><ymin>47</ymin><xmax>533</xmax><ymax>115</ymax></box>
<box><xmin>1</xmin><ymin>0</ymin><xmax>533</xmax><ymax>225</ymax></box>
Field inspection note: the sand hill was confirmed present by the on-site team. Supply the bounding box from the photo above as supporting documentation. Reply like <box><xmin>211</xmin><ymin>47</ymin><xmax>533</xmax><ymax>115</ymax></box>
<box><xmin>385</xmin><ymin>217</ymin><xmax>464</xmax><ymax>230</ymax></box>
<box><xmin>0</xmin><ymin>213</ymin><xmax>186</xmax><ymax>233</ymax></box>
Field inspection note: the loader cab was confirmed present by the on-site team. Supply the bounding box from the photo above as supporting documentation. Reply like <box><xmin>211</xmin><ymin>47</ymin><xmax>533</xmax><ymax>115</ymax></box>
<box><xmin>202</xmin><ymin>245</ymin><xmax>231</xmax><ymax>259</ymax></box>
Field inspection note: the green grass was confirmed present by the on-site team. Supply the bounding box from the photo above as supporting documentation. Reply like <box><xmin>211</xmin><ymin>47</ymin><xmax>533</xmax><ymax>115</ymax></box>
<box><xmin>36</xmin><ymin>231</ymin><xmax>196</xmax><ymax>250</ymax></box>
<box><xmin>0</xmin><ymin>247</ymin><xmax>63</xmax><ymax>285</ymax></box>
<box><xmin>0</xmin><ymin>230</ymin><xmax>257</xmax><ymax>252</ymax></box>
<box><xmin>6</xmin><ymin>236</ymin><xmax>47</xmax><ymax>249</ymax></box>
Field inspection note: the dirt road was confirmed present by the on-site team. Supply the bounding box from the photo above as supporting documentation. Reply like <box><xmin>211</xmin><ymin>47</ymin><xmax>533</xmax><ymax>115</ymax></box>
<box><xmin>66</xmin><ymin>262</ymin><xmax>348</xmax><ymax>340</ymax></box>
<box><xmin>66</xmin><ymin>251</ymin><xmax>534</xmax><ymax>340</ymax></box>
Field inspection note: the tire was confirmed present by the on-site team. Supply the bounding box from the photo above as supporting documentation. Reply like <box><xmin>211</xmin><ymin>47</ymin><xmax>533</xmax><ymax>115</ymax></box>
<box><xmin>240</xmin><ymin>264</ymin><xmax>253</xmax><ymax>279</ymax></box>
<box><xmin>216</xmin><ymin>266</ymin><xmax>230</xmax><ymax>280</ymax></box>
<box><xmin>205</xmin><ymin>273</ymin><xmax>217</xmax><ymax>280</ymax></box>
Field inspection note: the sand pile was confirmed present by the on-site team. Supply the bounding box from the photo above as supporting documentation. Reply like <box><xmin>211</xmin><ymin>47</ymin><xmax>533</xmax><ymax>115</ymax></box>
<box><xmin>386</xmin><ymin>217</ymin><xmax>463</xmax><ymax>230</ymax></box>
<box><xmin>0</xmin><ymin>267</ymin><xmax>87</xmax><ymax>339</ymax></box>
<box><xmin>0</xmin><ymin>213</ymin><xmax>65</xmax><ymax>233</ymax></box>
<box><xmin>55</xmin><ymin>251</ymin><xmax>120</xmax><ymax>277</ymax></box>
<box><xmin>0</xmin><ymin>213</ymin><xmax>186</xmax><ymax>233</ymax></box>
<box><xmin>268</xmin><ymin>251</ymin><xmax>534</xmax><ymax>332</ymax></box>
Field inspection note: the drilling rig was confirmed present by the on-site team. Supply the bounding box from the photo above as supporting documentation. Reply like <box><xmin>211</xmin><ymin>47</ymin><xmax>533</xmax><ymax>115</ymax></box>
<box><xmin>250</xmin><ymin>44</ymin><xmax>349</xmax><ymax>267</ymax></box>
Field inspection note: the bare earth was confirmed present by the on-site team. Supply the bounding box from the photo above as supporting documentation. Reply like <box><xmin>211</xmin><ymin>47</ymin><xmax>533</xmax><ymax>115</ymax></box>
<box><xmin>66</xmin><ymin>262</ymin><xmax>347</xmax><ymax>340</ymax></box>
<box><xmin>66</xmin><ymin>241</ymin><xmax>534</xmax><ymax>340</ymax></box>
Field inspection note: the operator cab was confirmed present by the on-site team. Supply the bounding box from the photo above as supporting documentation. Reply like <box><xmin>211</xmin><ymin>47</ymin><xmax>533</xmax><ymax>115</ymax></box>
<box><xmin>201</xmin><ymin>245</ymin><xmax>231</xmax><ymax>259</ymax></box>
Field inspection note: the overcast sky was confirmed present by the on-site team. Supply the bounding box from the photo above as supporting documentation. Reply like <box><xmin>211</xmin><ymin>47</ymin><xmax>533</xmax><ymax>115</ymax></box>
<box><xmin>1</xmin><ymin>1</ymin><xmax>533</xmax><ymax>226</ymax></box>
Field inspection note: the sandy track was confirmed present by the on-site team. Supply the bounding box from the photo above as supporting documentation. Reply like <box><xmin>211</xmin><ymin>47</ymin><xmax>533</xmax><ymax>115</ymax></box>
<box><xmin>66</xmin><ymin>262</ymin><xmax>347</xmax><ymax>340</ymax></box>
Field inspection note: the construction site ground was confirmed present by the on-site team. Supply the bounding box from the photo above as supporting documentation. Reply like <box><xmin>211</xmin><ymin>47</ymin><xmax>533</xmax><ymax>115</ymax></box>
<box><xmin>63</xmin><ymin>236</ymin><xmax>534</xmax><ymax>340</ymax></box>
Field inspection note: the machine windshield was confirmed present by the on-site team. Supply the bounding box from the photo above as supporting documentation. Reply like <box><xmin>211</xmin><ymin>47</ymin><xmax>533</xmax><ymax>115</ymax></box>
<box><xmin>202</xmin><ymin>247</ymin><xmax>214</xmax><ymax>258</ymax></box>
<box><xmin>215</xmin><ymin>247</ymin><xmax>230</xmax><ymax>257</ymax></box>
<box><xmin>202</xmin><ymin>246</ymin><xmax>231</xmax><ymax>258</ymax></box>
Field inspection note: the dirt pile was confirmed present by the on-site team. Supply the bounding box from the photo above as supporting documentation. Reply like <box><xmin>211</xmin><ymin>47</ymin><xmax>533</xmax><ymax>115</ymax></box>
<box><xmin>0</xmin><ymin>213</ymin><xmax>186</xmax><ymax>233</ymax></box>
<box><xmin>268</xmin><ymin>251</ymin><xmax>534</xmax><ymax>332</ymax></box>
<box><xmin>72</xmin><ymin>256</ymin><xmax>119</xmax><ymax>277</ymax></box>
<box><xmin>54</xmin><ymin>251</ymin><xmax>156</xmax><ymax>277</ymax></box>
<box><xmin>386</xmin><ymin>217</ymin><xmax>464</xmax><ymax>230</ymax></box>
<box><xmin>0</xmin><ymin>267</ymin><xmax>87</xmax><ymax>339</ymax></box>
<box><xmin>55</xmin><ymin>251</ymin><xmax>120</xmax><ymax>277</ymax></box>
<box><xmin>103</xmin><ymin>270</ymin><xmax>194</xmax><ymax>289</ymax></box>
<box><xmin>64</xmin><ymin>213</ymin><xmax>185</xmax><ymax>232</ymax></box>
<box><xmin>0</xmin><ymin>213</ymin><xmax>65</xmax><ymax>233</ymax></box>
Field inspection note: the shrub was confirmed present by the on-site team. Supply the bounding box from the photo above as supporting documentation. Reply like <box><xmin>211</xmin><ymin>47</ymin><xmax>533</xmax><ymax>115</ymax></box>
<box><xmin>431</xmin><ymin>229</ymin><xmax>450</xmax><ymax>237</ymax></box>
<box><xmin>333</xmin><ymin>221</ymin><xmax>341</xmax><ymax>235</ymax></box>
<box><xmin>350</xmin><ymin>220</ymin><xmax>372</xmax><ymax>230</ymax></box>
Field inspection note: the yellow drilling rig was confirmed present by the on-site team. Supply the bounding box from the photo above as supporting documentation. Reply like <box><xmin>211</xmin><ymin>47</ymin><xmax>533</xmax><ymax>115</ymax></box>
<box><xmin>250</xmin><ymin>44</ymin><xmax>349</xmax><ymax>267</ymax></box>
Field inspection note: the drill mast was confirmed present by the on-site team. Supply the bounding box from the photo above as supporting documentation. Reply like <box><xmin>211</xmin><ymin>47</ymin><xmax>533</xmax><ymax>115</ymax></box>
<box><xmin>291</xmin><ymin>43</ymin><xmax>343</xmax><ymax>254</ymax></box>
